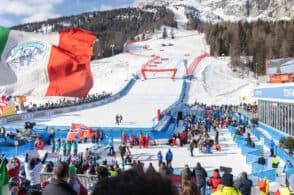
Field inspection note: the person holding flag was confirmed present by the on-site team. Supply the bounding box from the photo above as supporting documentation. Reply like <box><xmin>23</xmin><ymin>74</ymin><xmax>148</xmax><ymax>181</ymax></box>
<box><xmin>67</xmin><ymin>125</ymin><xmax>80</xmax><ymax>142</ymax></box>
<box><xmin>67</xmin><ymin>123</ymin><xmax>93</xmax><ymax>143</ymax></box>
<box><xmin>80</xmin><ymin>124</ymin><xmax>93</xmax><ymax>143</ymax></box>
<box><xmin>0</xmin><ymin>156</ymin><xmax>9</xmax><ymax>195</ymax></box>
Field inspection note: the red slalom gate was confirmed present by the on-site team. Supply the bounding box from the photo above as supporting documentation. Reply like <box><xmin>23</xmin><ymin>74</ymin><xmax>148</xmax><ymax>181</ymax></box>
<box><xmin>141</xmin><ymin>68</ymin><xmax>178</xmax><ymax>80</ymax></box>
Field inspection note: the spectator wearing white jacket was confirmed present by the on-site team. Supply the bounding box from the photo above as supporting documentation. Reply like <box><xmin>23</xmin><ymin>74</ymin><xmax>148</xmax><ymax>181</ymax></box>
<box><xmin>24</xmin><ymin>152</ymin><xmax>48</xmax><ymax>193</ymax></box>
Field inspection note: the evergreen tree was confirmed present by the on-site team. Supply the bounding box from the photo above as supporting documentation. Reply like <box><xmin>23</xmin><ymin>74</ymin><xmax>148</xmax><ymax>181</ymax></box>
<box><xmin>162</xmin><ymin>27</ymin><xmax>168</xmax><ymax>39</ymax></box>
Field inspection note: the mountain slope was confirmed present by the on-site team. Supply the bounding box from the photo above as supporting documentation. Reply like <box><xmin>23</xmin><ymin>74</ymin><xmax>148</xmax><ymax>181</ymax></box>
<box><xmin>12</xmin><ymin>7</ymin><xmax>177</xmax><ymax>59</ymax></box>
<box><xmin>135</xmin><ymin>0</ymin><xmax>294</xmax><ymax>22</ymax></box>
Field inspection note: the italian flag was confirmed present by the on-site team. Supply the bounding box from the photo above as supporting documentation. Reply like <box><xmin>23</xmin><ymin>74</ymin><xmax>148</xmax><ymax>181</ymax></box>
<box><xmin>0</xmin><ymin>26</ymin><xmax>96</xmax><ymax>97</ymax></box>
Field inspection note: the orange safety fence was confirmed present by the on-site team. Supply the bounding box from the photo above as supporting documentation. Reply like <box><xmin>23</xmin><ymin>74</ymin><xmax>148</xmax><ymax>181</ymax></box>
<box><xmin>185</xmin><ymin>52</ymin><xmax>208</xmax><ymax>76</ymax></box>
<box><xmin>269</xmin><ymin>73</ymin><xmax>293</xmax><ymax>83</ymax></box>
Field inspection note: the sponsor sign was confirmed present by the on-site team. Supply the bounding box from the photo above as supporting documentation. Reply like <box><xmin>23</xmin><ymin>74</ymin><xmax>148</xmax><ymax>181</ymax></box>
<box><xmin>6</xmin><ymin>41</ymin><xmax>49</xmax><ymax>74</ymax></box>
<box><xmin>254</xmin><ymin>85</ymin><xmax>294</xmax><ymax>100</ymax></box>
<box><xmin>0</xmin><ymin>118</ymin><xmax>7</xmax><ymax>125</ymax></box>
<box><xmin>46</xmin><ymin>111</ymin><xmax>53</xmax><ymax>117</ymax></box>
<box><xmin>69</xmin><ymin>108</ymin><xmax>76</xmax><ymax>112</ymax></box>
<box><xmin>21</xmin><ymin>113</ymin><xmax>33</xmax><ymax>121</ymax></box>
<box><xmin>267</xmin><ymin>58</ymin><xmax>294</xmax><ymax>75</ymax></box>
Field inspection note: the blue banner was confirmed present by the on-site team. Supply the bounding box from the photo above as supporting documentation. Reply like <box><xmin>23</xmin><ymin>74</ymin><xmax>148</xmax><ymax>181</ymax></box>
<box><xmin>254</xmin><ymin>85</ymin><xmax>294</xmax><ymax>100</ymax></box>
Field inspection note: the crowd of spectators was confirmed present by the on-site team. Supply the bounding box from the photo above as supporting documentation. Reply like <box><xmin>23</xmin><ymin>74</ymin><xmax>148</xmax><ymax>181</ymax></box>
<box><xmin>239</xmin><ymin>103</ymin><xmax>257</xmax><ymax>114</ymax></box>
<box><xmin>2</xmin><ymin>102</ymin><xmax>293</xmax><ymax>195</ymax></box>
<box><xmin>23</xmin><ymin>92</ymin><xmax>112</xmax><ymax>112</ymax></box>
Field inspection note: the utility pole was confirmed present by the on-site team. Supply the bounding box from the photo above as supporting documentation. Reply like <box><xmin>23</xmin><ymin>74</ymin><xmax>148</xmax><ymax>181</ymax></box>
<box><xmin>255</xmin><ymin>63</ymin><xmax>258</xmax><ymax>78</ymax></box>
<box><xmin>94</xmin><ymin>39</ymin><xmax>99</xmax><ymax>57</ymax></box>
<box><xmin>110</xmin><ymin>44</ymin><xmax>115</xmax><ymax>56</ymax></box>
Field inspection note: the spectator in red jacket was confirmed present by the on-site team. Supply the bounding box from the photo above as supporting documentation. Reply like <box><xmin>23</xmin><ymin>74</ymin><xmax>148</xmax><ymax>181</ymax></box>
<box><xmin>207</xmin><ymin>169</ymin><xmax>222</xmax><ymax>192</ymax></box>
<box><xmin>129</xmin><ymin>134</ymin><xmax>135</xmax><ymax>147</ymax></box>
<box><xmin>138</xmin><ymin>134</ymin><xmax>144</xmax><ymax>148</ymax></box>
<box><xmin>122</xmin><ymin>131</ymin><xmax>127</xmax><ymax>145</ymax></box>
<box><xmin>7</xmin><ymin>157</ymin><xmax>21</xmax><ymax>178</ymax></box>
<box><xmin>144</xmin><ymin>134</ymin><xmax>149</xmax><ymax>148</ymax></box>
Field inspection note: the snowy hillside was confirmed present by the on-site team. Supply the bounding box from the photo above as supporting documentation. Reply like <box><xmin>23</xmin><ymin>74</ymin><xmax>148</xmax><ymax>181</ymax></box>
<box><xmin>18</xmin><ymin>79</ymin><xmax>183</xmax><ymax>127</ymax></box>
<box><xmin>135</xmin><ymin>0</ymin><xmax>294</xmax><ymax>22</ymax></box>
<box><xmin>185</xmin><ymin>57</ymin><xmax>256</xmax><ymax>105</ymax></box>
<box><xmin>22</xmin><ymin>27</ymin><xmax>256</xmax><ymax>112</ymax></box>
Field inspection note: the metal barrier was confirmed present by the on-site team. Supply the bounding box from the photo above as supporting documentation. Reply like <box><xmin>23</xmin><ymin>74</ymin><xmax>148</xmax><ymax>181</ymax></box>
<box><xmin>237</xmin><ymin>113</ymin><xmax>294</xmax><ymax>165</ymax></box>
<box><xmin>250</xmin><ymin>127</ymin><xmax>294</xmax><ymax>166</ymax></box>
<box><xmin>40</xmin><ymin>172</ymin><xmax>99</xmax><ymax>189</ymax></box>
<box><xmin>251</xmin><ymin>168</ymin><xmax>276</xmax><ymax>182</ymax></box>
<box><xmin>246</xmin><ymin>152</ymin><xmax>260</xmax><ymax>164</ymax></box>
<box><xmin>276</xmin><ymin>147</ymin><xmax>294</xmax><ymax>166</ymax></box>
<box><xmin>285</xmin><ymin>168</ymin><xmax>294</xmax><ymax>177</ymax></box>
<box><xmin>237</xmin><ymin>109</ymin><xmax>258</xmax><ymax>120</ymax></box>
<box><xmin>258</xmin><ymin>123</ymin><xmax>286</xmax><ymax>141</ymax></box>
<box><xmin>228</xmin><ymin>125</ymin><xmax>277</xmax><ymax>182</ymax></box>
<box><xmin>241</xmin><ymin>146</ymin><xmax>261</xmax><ymax>156</ymax></box>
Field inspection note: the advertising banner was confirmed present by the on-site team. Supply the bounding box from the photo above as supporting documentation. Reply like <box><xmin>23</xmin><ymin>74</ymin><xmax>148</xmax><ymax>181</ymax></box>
<box><xmin>254</xmin><ymin>85</ymin><xmax>294</xmax><ymax>100</ymax></box>
<box><xmin>267</xmin><ymin>58</ymin><xmax>294</xmax><ymax>75</ymax></box>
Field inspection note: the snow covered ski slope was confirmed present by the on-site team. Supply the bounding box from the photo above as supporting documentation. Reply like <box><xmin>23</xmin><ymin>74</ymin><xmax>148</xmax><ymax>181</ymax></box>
<box><xmin>185</xmin><ymin>57</ymin><xmax>256</xmax><ymax>105</ymax></box>
<box><xmin>10</xmin><ymin>79</ymin><xmax>183</xmax><ymax>127</ymax></box>
<box><xmin>6</xmin><ymin>27</ymin><xmax>257</xmax><ymax>128</ymax></box>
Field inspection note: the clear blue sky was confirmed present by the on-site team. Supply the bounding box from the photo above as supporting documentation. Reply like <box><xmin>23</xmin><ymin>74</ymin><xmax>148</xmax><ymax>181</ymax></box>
<box><xmin>0</xmin><ymin>0</ymin><xmax>135</xmax><ymax>27</ymax></box>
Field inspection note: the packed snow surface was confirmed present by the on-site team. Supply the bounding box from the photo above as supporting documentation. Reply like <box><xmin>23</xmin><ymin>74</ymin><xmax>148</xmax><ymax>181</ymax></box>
<box><xmin>185</xmin><ymin>57</ymin><xmax>256</xmax><ymax>105</ymax></box>
<box><xmin>10</xmin><ymin>79</ymin><xmax>183</xmax><ymax>127</ymax></box>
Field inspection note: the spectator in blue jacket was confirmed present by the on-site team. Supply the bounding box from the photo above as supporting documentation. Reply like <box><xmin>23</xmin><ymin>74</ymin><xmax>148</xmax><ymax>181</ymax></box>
<box><xmin>108</xmin><ymin>137</ymin><xmax>114</xmax><ymax>156</ymax></box>
<box><xmin>157</xmin><ymin>150</ymin><xmax>163</xmax><ymax>167</ymax></box>
<box><xmin>165</xmin><ymin>149</ymin><xmax>173</xmax><ymax>168</ymax></box>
